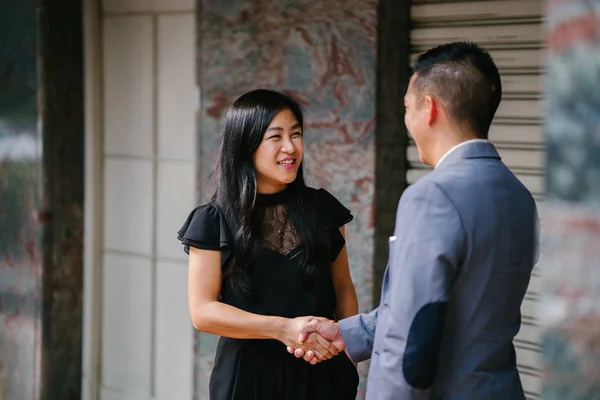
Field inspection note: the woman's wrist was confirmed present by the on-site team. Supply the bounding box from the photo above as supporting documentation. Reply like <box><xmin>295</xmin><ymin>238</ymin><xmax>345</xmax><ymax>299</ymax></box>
<box><xmin>269</xmin><ymin>316</ymin><xmax>290</xmax><ymax>342</ymax></box>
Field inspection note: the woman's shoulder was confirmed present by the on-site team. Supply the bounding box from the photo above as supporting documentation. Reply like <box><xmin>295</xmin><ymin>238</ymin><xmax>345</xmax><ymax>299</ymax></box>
<box><xmin>301</xmin><ymin>186</ymin><xmax>342</xmax><ymax>201</ymax></box>
<box><xmin>187</xmin><ymin>202</ymin><xmax>220</xmax><ymax>216</ymax></box>
<box><xmin>177</xmin><ymin>202</ymin><xmax>231</xmax><ymax>254</ymax></box>
<box><xmin>301</xmin><ymin>186</ymin><xmax>353</xmax><ymax>228</ymax></box>
<box><xmin>179</xmin><ymin>203</ymin><xmax>223</xmax><ymax>230</ymax></box>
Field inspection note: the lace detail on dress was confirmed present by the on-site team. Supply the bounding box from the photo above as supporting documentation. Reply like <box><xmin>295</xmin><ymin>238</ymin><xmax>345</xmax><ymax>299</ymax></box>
<box><xmin>259</xmin><ymin>204</ymin><xmax>302</xmax><ymax>256</ymax></box>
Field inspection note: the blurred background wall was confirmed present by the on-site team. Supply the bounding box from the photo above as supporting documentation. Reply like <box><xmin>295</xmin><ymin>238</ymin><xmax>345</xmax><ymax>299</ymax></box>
<box><xmin>0</xmin><ymin>1</ymin><xmax>42</xmax><ymax>397</ymax></box>
<box><xmin>540</xmin><ymin>0</ymin><xmax>600</xmax><ymax>399</ymax></box>
<box><xmin>0</xmin><ymin>1</ymin><xmax>84</xmax><ymax>399</ymax></box>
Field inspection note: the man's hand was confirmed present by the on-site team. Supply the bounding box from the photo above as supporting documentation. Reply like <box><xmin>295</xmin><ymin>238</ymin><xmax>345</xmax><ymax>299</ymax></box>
<box><xmin>286</xmin><ymin>318</ymin><xmax>345</xmax><ymax>364</ymax></box>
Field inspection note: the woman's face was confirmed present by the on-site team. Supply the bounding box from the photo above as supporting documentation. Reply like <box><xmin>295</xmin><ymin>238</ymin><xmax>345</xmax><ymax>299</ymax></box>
<box><xmin>252</xmin><ymin>108</ymin><xmax>304</xmax><ymax>194</ymax></box>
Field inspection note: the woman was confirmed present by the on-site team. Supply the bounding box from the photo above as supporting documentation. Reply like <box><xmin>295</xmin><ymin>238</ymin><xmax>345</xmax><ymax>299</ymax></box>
<box><xmin>177</xmin><ymin>89</ymin><xmax>359</xmax><ymax>399</ymax></box>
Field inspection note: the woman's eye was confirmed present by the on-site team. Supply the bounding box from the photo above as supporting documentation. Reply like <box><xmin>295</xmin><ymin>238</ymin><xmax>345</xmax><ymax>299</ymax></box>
<box><xmin>267</xmin><ymin>134</ymin><xmax>281</xmax><ymax>140</ymax></box>
<box><xmin>292</xmin><ymin>132</ymin><xmax>303</xmax><ymax>137</ymax></box>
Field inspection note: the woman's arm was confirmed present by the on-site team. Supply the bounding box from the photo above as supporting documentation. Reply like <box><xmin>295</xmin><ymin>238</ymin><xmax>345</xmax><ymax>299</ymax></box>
<box><xmin>188</xmin><ymin>247</ymin><xmax>339</xmax><ymax>358</ymax></box>
<box><xmin>331</xmin><ymin>226</ymin><xmax>359</xmax><ymax>320</ymax></box>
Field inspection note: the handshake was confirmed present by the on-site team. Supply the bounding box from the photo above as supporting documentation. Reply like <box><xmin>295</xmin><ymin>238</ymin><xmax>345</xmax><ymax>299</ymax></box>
<box><xmin>281</xmin><ymin>316</ymin><xmax>347</xmax><ymax>365</ymax></box>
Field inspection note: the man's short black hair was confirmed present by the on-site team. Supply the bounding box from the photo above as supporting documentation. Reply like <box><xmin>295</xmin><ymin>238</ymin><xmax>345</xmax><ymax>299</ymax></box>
<box><xmin>412</xmin><ymin>41</ymin><xmax>502</xmax><ymax>139</ymax></box>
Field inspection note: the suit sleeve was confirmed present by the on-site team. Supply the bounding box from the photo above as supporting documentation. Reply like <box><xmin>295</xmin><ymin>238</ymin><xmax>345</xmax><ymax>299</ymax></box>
<box><xmin>376</xmin><ymin>181</ymin><xmax>465</xmax><ymax>399</ymax></box>
<box><xmin>338</xmin><ymin>307</ymin><xmax>379</xmax><ymax>362</ymax></box>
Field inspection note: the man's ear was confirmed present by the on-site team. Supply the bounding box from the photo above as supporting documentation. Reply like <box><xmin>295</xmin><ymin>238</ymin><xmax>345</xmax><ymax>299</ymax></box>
<box><xmin>425</xmin><ymin>95</ymin><xmax>438</xmax><ymax>127</ymax></box>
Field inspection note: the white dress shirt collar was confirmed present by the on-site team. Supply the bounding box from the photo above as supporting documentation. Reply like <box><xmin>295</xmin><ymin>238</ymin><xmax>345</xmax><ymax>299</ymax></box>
<box><xmin>435</xmin><ymin>139</ymin><xmax>490</xmax><ymax>169</ymax></box>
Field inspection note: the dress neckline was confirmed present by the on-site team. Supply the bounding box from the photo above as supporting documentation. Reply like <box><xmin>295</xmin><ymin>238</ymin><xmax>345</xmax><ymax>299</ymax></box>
<box><xmin>256</xmin><ymin>187</ymin><xmax>291</xmax><ymax>207</ymax></box>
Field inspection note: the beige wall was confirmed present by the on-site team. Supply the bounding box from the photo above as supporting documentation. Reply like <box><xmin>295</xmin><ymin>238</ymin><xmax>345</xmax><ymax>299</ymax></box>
<box><xmin>84</xmin><ymin>0</ymin><xmax>198</xmax><ymax>399</ymax></box>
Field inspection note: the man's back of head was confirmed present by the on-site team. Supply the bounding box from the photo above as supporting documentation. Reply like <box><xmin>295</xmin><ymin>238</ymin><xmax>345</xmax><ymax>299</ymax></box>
<box><xmin>411</xmin><ymin>41</ymin><xmax>502</xmax><ymax>140</ymax></box>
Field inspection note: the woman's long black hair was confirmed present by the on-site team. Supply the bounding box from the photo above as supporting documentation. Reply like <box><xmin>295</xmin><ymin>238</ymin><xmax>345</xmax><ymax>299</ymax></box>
<box><xmin>210</xmin><ymin>89</ymin><xmax>321</xmax><ymax>294</ymax></box>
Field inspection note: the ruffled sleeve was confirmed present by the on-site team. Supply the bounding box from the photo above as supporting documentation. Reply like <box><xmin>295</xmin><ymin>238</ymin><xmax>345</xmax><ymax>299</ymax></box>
<box><xmin>177</xmin><ymin>204</ymin><xmax>231</xmax><ymax>265</ymax></box>
<box><xmin>316</xmin><ymin>189</ymin><xmax>354</xmax><ymax>261</ymax></box>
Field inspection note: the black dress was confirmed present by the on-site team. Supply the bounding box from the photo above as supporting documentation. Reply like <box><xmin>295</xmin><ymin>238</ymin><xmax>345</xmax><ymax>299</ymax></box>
<box><xmin>177</xmin><ymin>186</ymin><xmax>359</xmax><ymax>400</ymax></box>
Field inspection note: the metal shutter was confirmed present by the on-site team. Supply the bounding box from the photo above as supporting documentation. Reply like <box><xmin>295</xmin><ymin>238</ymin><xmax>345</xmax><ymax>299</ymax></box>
<box><xmin>408</xmin><ymin>1</ymin><xmax>543</xmax><ymax>399</ymax></box>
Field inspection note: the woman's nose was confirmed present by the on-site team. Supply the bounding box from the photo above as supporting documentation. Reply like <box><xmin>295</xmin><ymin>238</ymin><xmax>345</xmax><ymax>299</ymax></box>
<box><xmin>281</xmin><ymin>138</ymin><xmax>296</xmax><ymax>153</ymax></box>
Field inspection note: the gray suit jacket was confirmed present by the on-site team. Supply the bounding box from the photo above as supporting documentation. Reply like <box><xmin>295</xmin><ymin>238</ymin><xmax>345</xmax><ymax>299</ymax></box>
<box><xmin>340</xmin><ymin>141</ymin><xmax>539</xmax><ymax>400</ymax></box>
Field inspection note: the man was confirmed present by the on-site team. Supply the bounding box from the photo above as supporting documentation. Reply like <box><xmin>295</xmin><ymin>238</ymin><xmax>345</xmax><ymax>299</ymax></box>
<box><xmin>289</xmin><ymin>42</ymin><xmax>539</xmax><ymax>400</ymax></box>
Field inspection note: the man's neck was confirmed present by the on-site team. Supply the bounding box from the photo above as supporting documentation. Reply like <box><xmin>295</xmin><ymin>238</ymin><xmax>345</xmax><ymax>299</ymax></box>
<box><xmin>430</xmin><ymin>134</ymin><xmax>482</xmax><ymax>168</ymax></box>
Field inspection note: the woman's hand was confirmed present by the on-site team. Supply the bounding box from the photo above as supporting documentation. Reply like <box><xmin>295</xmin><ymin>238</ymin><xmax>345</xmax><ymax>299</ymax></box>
<box><xmin>278</xmin><ymin>317</ymin><xmax>340</xmax><ymax>363</ymax></box>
